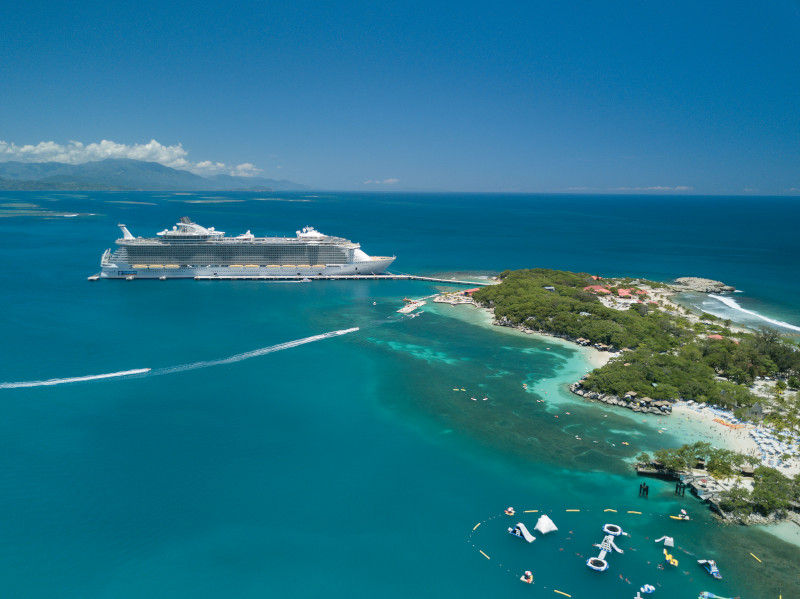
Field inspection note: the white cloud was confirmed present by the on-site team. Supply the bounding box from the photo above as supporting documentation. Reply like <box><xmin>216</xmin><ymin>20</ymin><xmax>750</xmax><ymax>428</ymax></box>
<box><xmin>612</xmin><ymin>185</ymin><xmax>693</xmax><ymax>192</ymax></box>
<box><xmin>363</xmin><ymin>177</ymin><xmax>400</xmax><ymax>185</ymax></box>
<box><xmin>0</xmin><ymin>138</ymin><xmax>262</xmax><ymax>177</ymax></box>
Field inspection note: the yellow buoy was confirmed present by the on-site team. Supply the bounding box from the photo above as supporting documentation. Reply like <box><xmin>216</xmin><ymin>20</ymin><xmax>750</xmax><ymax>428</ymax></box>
<box><xmin>472</xmin><ymin>522</ymin><xmax>481</xmax><ymax>531</ymax></box>
<box><xmin>479</xmin><ymin>550</ymin><xmax>490</xmax><ymax>560</ymax></box>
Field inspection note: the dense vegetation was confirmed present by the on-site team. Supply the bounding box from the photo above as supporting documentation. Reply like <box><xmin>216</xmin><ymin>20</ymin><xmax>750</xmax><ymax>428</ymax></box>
<box><xmin>638</xmin><ymin>443</ymin><xmax>800</xmax><ymax>519</ymax></box>
<box><xmin>637</xmin><ymin>442</ymin><xmax>758</xmax><ymax>479</ymax></box>
<box><xmin>474</xmin><ymin>269</ymin><xmax>800</xmax><ymax>413</ymax></box>
<box><xmin>473</xmin><ymin>269</ymin><xmax>692</xmax><ymax>350</ymax></box>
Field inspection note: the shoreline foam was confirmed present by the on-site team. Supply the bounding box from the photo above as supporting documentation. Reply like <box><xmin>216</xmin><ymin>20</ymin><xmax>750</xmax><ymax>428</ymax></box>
<box><xmin>708</xmin><ymin>294</ymin><xmax>800</xmax><ymax>333</ymax></box>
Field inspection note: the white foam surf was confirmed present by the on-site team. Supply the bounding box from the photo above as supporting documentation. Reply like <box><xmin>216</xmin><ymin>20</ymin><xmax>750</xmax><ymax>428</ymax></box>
<box><xmin>0</xmin><ymin>327</ymin><xmax>360</xmax><ymax>390</ymax></box>
<box><xmin>708</xmin><ymin>295</ymin><xmax>800</xmax><ymax>333</ymax></box>
<box><xmin>0</xmin><ymin>368</ymin><xmax>152</xmax><ymax>389</ymax></box>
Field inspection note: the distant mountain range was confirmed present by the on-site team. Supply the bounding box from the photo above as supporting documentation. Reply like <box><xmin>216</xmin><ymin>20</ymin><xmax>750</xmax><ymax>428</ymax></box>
<box><xmin>0</xmin><ymin>159</ymin><xmax>306</xmax><ymax>191</ymax></box>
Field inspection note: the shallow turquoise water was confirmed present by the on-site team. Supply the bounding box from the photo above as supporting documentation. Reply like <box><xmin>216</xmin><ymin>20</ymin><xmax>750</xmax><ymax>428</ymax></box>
<box><xmin>0</xmin><ymin>192</ymin><xmax>798</xmax><ymax>597</ymax></box>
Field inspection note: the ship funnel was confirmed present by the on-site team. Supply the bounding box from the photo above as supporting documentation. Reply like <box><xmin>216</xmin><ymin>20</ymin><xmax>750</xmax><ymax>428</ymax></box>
<box><xmin>118</xmin><ymin>224</ymin><xmax>135</xmax><ymax>240</ymax></box>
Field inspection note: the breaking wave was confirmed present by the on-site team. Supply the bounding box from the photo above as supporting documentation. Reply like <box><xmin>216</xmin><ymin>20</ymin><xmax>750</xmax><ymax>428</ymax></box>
<box><xmin>0</xmin><ymin>328</ymin><xmax>359</xmax><ymax>390</ymax></box>
<box><xmin>708</xmin><ymin>295</ymin><xmax>800</xmax><ymax>333</ymax></box>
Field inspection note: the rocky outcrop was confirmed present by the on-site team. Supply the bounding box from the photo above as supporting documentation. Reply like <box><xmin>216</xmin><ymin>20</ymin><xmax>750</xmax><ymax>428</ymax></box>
<box><xmin>493</xmin><ymin>317</ymin><xmax>617</xmax><ymax>352</ymax></box>
<box><xmin>672</xmin><ymin>277</ymin><xmax>735</xmax><ymax>293</ymax></box>
<box><xmin>570</xmin><ymin>382</ymin><xmax>673</xmax><ymax>415</ymax></box>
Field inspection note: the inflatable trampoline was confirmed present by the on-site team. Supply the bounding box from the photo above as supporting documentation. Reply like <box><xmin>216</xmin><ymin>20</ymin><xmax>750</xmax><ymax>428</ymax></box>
<box><xmin>603</xmin><ymin>523</ymin><xmax>624</xmax><ymax>536</ymax></box>
<box><xmin>586</xmin><ymin>557</ymin><xmax>609</xmax><ymax>572</ymax></box>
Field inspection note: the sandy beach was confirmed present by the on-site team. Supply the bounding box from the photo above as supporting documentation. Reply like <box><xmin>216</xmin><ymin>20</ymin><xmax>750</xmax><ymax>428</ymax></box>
<box><xmin>668</xmin><ymin>404</ymin><xmax>759</xmax><ymax>454</ymax></box>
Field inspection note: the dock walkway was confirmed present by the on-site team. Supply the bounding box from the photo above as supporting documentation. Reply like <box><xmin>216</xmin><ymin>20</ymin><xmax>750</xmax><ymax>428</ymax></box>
<box><xmin>192</xmin><ymin>273</ymin><xmax>492</xmax><ymax>285</ymax></box>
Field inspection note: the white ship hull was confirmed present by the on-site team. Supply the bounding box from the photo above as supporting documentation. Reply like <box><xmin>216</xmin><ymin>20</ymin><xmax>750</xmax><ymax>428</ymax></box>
<box><xmin>96</xmin><ymin>219</ymin><xmax>396</xmax><ymax>280</ymax></box>
<box><xmin>100</xmin><ymin>257</ymin><xmax>395</xmax><ymax>279</ymax></box>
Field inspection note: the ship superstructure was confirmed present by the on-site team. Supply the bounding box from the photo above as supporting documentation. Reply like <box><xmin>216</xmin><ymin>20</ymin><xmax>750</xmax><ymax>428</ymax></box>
<box><xmin>98</xmin><ymin>217</ymin><xmax>395</xmax><ymax>279</ymax></box>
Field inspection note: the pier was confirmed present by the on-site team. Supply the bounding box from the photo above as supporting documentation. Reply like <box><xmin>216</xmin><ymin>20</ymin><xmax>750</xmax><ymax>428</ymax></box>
<box><xmin>191</xmin><ymin>273</ymin><xmax>493</xmax><ymax>285</ymax></box>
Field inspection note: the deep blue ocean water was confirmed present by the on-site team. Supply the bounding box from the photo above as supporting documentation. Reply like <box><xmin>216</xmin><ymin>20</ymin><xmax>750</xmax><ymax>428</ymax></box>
<box><xmin>0</xmin><ymin>192</ymin><xmax>798</xmax><ymax>598</ymax></box>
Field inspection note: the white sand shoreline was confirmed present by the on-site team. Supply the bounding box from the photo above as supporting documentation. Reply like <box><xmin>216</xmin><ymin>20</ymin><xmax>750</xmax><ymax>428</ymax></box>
<box><xmin>669</xmin><ymin>404</ymin><xmax>758</xmax><ymax>454</ymax></box>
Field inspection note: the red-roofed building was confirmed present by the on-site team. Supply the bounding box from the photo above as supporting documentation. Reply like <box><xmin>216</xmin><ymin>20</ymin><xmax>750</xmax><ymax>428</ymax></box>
<box><xmin>591</xmin><ymin>275</ymin><xmax>602</xmax><ymax>281</ymax></box>
<box><xmin>583</xmin><ymin>285</ymin><xmax>611</xmax><ymax>294</ymax></box>
<box><xmin>617</xmin><ymin>288</ymin><xmax>632</xmax><ymax>297</ymax></box>
<box><xmin>707</xmin><ymin>334</ymin><xmax>724</xmax><ymax>340</ymax></box>
<box><xmin>462</xmin><ymin>288</ymin><xmax>481</xmax><ymax>296</ymax></box>
<box><xmin>635</xmin><ymin>289</ymin><xmax>648</xmax><ymax>295</ymax></box>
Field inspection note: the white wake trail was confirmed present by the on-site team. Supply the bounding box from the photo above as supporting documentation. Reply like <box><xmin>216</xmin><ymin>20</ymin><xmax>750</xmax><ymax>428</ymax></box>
<box><xmin>708</xmin><ymin>295</ymin><xmax>800</xmax><ymax>333</ymax></box>
<box><xmin>0</xmin><ymin>368</ymin><xmax>152</xmax><ymax>389</ymax></box>
<box><xmin>151</xmin><ymin>327</ymin><xmax>360</xmax><ymax>376</ymax></box>
<box><xmin>0</xmin><ymin>327</ymin><xmax>360</xmax><ymax>390</ymax></box>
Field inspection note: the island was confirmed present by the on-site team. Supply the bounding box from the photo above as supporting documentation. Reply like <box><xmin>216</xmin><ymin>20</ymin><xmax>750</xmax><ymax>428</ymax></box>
<box><xmin>436</xmin><ymin>268</ymin><xmax>800</xmax><ymax>524</ymax></box>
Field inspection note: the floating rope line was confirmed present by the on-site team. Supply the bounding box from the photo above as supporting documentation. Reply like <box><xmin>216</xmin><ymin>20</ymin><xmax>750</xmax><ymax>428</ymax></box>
<box><xmin>479</xmin><ymin>550</ymin><xmax>491</xmax><ymax>560</ymax></box>
<box><xmin>749</xmin><ymin>552</ymin><xmax>762</xmax><ymax>563</ymax></box>
<box><xmin>473</xmin><ymin>522</ymin><xmax>482</xmax><ymax>531</ymax></box>
<box><xmin>603</xmin><ymin>508</ymin><xmax>617</xmax><ymax>513</ymax></box>
<box><xmin>553</xmin><ymin>591</ymin><xmax>572</xmax><ymax>597</ymax></box>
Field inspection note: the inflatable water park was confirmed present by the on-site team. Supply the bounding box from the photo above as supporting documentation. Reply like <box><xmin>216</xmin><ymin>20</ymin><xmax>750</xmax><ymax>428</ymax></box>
<box><xmin>465</xmin><ymin>505</ymin><xmax>761</xmax><ymax>598</ymax></box>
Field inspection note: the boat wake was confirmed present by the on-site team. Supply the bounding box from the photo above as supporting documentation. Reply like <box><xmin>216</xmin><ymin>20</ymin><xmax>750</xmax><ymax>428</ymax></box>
<box><xmin>0</xmin><ymin>368</ymin><xmax>152</xmax><ymax>389</ymax></box>
<box><xmin>708</xmin><ymin>295</ymin><xmax>800</xmax><ymax>333</ymax></box>
<box><xmin>0</xmin><ymin>328</ymin><xmax>359</xmax><ymax>390</ymax></box>
<box><xmin>151</xmin><ymin>327</ymin><xmax>359</xmax><ymax>376</ymax></box>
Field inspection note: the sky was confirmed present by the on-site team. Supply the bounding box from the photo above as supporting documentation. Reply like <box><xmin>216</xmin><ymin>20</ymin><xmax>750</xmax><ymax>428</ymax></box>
<box><xmin>1</xmin><ymin>0</ymin><xmax>799</xmax><ymax>193</ymax></box>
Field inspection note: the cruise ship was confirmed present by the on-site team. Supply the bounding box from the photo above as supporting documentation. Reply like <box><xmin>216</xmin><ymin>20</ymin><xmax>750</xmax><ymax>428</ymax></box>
<box><xmin>98</xmin><ymin>218</ymin><xmax>395</xmax><ymax>279</ymax></box>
